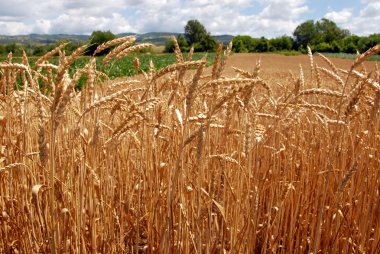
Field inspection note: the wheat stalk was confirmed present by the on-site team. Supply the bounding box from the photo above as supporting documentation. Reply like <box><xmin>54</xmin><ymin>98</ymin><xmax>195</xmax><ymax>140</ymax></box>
<box><xmin>35</xmin><ymin>42</ymin><xmax>68</xmax><ymax>66</ymax></box>
<box><xmin>93</xmin><ymin>35</ymin><xmax>135</xmax><ymax>56</ymax></box>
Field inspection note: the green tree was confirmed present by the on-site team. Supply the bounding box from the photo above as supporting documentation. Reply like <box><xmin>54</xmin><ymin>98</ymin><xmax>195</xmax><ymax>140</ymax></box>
<box><xmin>33</xmin><ymin>45</ymin><xmax>46</xmax><ymax>56</ymax></box>
<box><xmin>232</xmin><ymin>38</ymin><xmax>248</xmax><ymax>53</ymax></box>
<box><xmin>5</xmin><ymin>43</ymin><xmax>20</xmax><ymax>54</ymax></box>
<box><xmin>256</xmin><ymin>37</ymin><xmax>269</xmax><ymax>52</ymax></box>
<box><xmin>330</xmin><ymin>40</ymin><xmax>342</xmax><ymax>53</ymax></box>
<box><xmin>86</xmin><ymin>30</ymin><xmax>116</xmax><ymax>56</ymax></box>
<box><xmin>184</xmin><ymin>20</ymin><xmax>208</xmax><ymax>46</ymax></box>
<box><xmin>341</xmin><ymin>35</ymin><xmax>360</xmax><ymax>53</ymax></box>
<box><xmin>358</xmin><ymin>34</ymin><xmax>380</xmax><ymax>53</ymax></box>
<box><xmin>315</xmin><ymin>18</ymin><xmax>349</xmax><ymax>43</ymax></box>
<box><xmin>294</xmin><ymin>19</ymin><xmax>349</xmax><ymax>52</ymax></box>
<box><xmin>0</xmin><ymin>44</ymin><xmax>5</xmax><ymax>55</ymax></box>
<box><xmin>269</xmin><ymin>35</ymin><xmax>294</xmax><ymax>51</ymax></box>
<box><xmin>164</xmin><ymin>35</ymin><xmax>188</xmax><ymax>53</ymax></box>
<box><xmin>315</xmin><ymin>42</ymin><xmax>332</xmax><ymax>52</ymax></box>
<box><xmin>293</xmin><ymin>20</ymin><xmax>318</xmax><ymax>49</ymax></box>
<box><xmin>232</xmin><ymin>35</ymin><xmax>257</xmax><ymax>52</ymax></box>
<box><xmin>196</xmin><ymin>33</ymin><xmax>217</xmax><ymax>52</ymax></box>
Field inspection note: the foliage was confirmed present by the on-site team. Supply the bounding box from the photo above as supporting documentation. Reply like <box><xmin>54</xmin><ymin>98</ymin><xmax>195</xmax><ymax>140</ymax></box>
<box><xmin>33</xmin><ymin>45</ymin><xmax>46</xmax><ymax>56</ymax></box>
<box><xmin>233</xmin><ymin>35</ymin><xmax>292</xmax><ymax>53</ymax></box>
<box><xmin>314</xmin><ymin>42</ymin><xmax>333</xmax><ymax>52</ymax></box>
<box><xmin>232</xmin><ymin>35</ymin><xmax>256</xmax><ymax>52</ymax></box>
<box><xmin>86</xmin><ymin>30</ymin><xmax>117</xmax><ymax>56</ymax></box>
<box><xmin>315</xmin><ymin>18</ymin><xmax>349</xmax><ymax>43</ymax></box>
<box><xmin>184</xmin><ymin>19</ymin><xmax>217</xmax><ymax>51</ymax></box>
<box><xmin>164</xmin><ymin>35</ymin><xmax>188</xmax><ymax>53</ymax></box>
<box><xmin>293</xmin><ymin>20</ymin><xmax>317</xmax><ymax>48</ymax></box>
<box><xmin>5</xmin><ymin>43</ymin><xmax>21</xmax><ymax>54</ymax></box>
<box><xmin>294</xmin><ymin>19</ymin><xmax>349</xmax><ymax>49</ymax></box>
<box><xmin>256</xmin><ymin>37</ymin><xmax>269</xmax><ymax>52</ymax></box>
<box><xmin>269</xmin><ymin>35</ymin><xmax>293</xmax><ymax>51</ymax></box>
<box><xmin>184</xmin><ymin>19</ymin><xmax>208</xmax><ymax>46</ymax></box>
<box><xmin>194</xmin><ymin>34</ymin><xmax>217</xmax><ymax>52</ymax></box>
<box><xmin>232</xmin><ymin>18</ymin><xmax>379</xmax><ymax>55</ymax></box>
<box><xmin>357</xmin><ymin>34</ymin><xmax>380</xmax><ymax>53</ymax></box>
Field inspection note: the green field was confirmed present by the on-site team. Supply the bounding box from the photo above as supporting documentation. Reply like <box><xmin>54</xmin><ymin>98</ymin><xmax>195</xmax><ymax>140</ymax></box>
<box><xmin>322</xmin><ymin>52</ymin><xmax>380</xmax><ymax>61</ymax></box>
<box><xmin>0</xmin><ymin>52</ymin><xmax>215</xmax><ymax>77</ymax></box>
<box><xmin>0</xmin><ymin>52</ymin><xmax>216</xmax><ymax>88</ymax></box>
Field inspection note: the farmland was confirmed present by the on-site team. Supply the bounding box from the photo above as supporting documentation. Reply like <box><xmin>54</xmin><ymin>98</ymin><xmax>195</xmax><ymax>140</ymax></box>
<box><xmin>0</xmin><ymin>37</ymin><xmax>379</xmax><ymax>253</ymax></box>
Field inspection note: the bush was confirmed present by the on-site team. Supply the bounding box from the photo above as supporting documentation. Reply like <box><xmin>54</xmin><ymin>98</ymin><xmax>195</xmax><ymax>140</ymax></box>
<box><xmin>5</xmin><ymin>43</ymin><xmax>22</xmax><ymax>55</ymax></box>
<box><xmin>343</xmin><ymin>42</ymin><xmax>357</xmax><ymax>54</ymax></box>
<box><xmin>269</xmin><ymin>36</ymin><xmax>294</xmax><ymax>51</ymax></box>
<box><xmin>33</xmin><ymin>45</ymin><xmax>46</xmax><ymax>56</ymax></box>
<box><xmin>315</xmin><ymin>42</ymin><xmax>332</xmax><ymax>52</ymax></box>
<box><xmin>86</xmin><ymin>30</ymin><xmax>116</xmax><ymax>56</ymax></box>
<box><xmin>195</xmin><ymin>34</ymin><xmax>217</xmax><ymax>52</ymax></box>
<box><xmin>164</xmin><ymin>35</ymin><xmax>188</xmax><ymax>53</ymax></box>
<box><xmin>331</xmin><ymin>41</ymin><xmax>342</xmax><ymax>53</ymax></box>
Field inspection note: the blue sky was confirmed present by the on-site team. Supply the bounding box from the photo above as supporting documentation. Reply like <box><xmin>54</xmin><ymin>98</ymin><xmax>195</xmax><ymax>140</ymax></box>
<box><xmin>0</xmin><ymin>0</ymin><xmax>378</xmax><ymax>37</ymax></box>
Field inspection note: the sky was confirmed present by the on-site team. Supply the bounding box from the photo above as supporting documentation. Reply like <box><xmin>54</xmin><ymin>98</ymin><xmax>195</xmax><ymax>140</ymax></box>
<box><xmin>0</xmin><ymin>0</ymin><xmax>379</xmax><ymax>38</ymax></box>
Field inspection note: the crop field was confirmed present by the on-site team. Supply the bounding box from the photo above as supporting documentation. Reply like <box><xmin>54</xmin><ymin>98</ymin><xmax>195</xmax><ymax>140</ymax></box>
<box><xmin>0</xmin><ymin>52</ymin><xmax>216</xmax><ymax>87</ymax></box>
<box><xmin>0</xmin><ymin>36</ymin><xmax>379</xmax><ymax>253</ymax></box>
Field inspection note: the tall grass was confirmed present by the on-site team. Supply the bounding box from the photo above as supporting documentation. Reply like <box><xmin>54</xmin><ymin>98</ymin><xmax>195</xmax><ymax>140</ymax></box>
<box><xmin>0</xmin><ymin>37</ymin><xmax>379</xmax><ymax>253</ymax></box>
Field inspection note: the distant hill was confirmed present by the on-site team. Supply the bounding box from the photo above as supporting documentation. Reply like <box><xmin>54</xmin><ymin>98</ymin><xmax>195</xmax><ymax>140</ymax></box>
<box><xmin>0</xmin><ymin>34</ymin><xmax>89</xmax><ymax>45</ymax></box>
<box><xmin>0</xmin><ymin>32</ymin><xmax>234</xmax><ymax>46</ymax></box>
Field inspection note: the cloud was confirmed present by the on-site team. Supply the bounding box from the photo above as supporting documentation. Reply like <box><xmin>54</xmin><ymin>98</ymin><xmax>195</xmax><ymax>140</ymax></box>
<box><xmin>0</xmin><ymin>21</ymin><xmax>32</xmax><ymax>35</ymax></box>
<box><xmin>0</xmin><ymin>0</ymin><xmax>378</xmax><ymax>37</ymax></box>
<box><xmin>324</xmin><ymin>1</ymin><xmax>380</xmax><ymax>36</ymax></box>
<box><xmin>325</xmin><ymin>9</ymin><xmax>352</xmax><ymax>24</ymax></box>
<box><xmin>0</xmin><ymin>0</ymin><xmax>309</xmax><ymax>36</ymax></box>
<box><xmin>47</xmin><ymin>13</ymin><xmax>135</xmax><ymax>34</ymax></box>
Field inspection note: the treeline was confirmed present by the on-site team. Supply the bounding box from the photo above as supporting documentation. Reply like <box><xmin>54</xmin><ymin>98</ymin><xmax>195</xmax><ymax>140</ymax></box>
<box><xmin>1</xmin><ymin>18</ymin><xmax>379</xmax><ymax>56</ymax></box>
<box><xmin>233</xmin><ymin>18</ymin><xmax>380</xmax><ymax>54</ymax></box>
<box><xmin>164</xmin><ymin>20</ymin><xmax>218</xmax><ymax>53</ymax></box>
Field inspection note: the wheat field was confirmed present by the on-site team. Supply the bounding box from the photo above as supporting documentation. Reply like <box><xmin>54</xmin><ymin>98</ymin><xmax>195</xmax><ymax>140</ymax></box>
<box><xmin>0</xmin><ymin>37</ymin><xmax>379</xmax><ymax>253</ymax></box>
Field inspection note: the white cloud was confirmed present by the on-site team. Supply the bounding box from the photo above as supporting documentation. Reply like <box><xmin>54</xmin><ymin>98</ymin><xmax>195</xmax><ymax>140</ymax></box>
<box><xmin>325</xmin><ymin>9</ymin><xmax>352</xmax><ymax>24</ymax></box>
<box><xmin>0</xmin><ymin>0</ymin><xmax>378</xmax><ymax>37</ymax></box>
<box><xmin>0</xmin><ymin>21</ymin><xmax>32</xmax><ymax>35</ymax></box>
<box><xmin>324</xmin><ymin>2</ymin><xmax>380</xmax><ymax>36</ymax></box>
<box><xmin>0</xmin><ymin>0</ymin><xmax>308</xmax><ymax>37</ymax></box>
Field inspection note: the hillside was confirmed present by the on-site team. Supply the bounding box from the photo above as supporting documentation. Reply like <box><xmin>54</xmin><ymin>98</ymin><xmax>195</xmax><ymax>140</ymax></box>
<box><xmin>0</xmin><ymin>34</ymin><xmax>89</xmax><ymax>45</ymax></box>
<box><xmin>0</xmin><ymin>33</ymin><xmax>234</xmax><ymax>46</ymax></box>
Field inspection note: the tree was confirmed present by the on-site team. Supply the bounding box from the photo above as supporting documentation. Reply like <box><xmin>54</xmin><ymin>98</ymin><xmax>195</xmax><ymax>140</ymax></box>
<box><xmin>232</xmin><ymin>35</ymin><xmax>257</xmax><ymax>52</ymax></box>
<box><xmin>358</xmin><ymin>34</ymin><xmax>380</xmax><ymax>53</ymax></box>
<box><xmin>330</xmin><ymin>40</ymin><xmax>342</xmax><ymax>53</ymax></box>
<box><xmin>164</xmin><ymin>35</ymin><xmax>188</xmax><ymax>53</ymax></box>
<box><xmin>33</xmin><ymin>45</ymin><xmax>46</xmax><ymax>56</ymax></box>
<box><xmin>293</xmin><ymin>20</ymin><xmax>317</xmax><ymax>49</ymax></box>
<box><xmin>315</xmin><ymin>18</ymin><xmax>349</xmax><ymax>43</ymax></box>
<box><xmin>5</xmin><ymin>43</ymin><xmax>20</xmax><ymax>54</ymax></box>
<box><xmin>0</xmin><ymin>45</ymin><xmax>4</xmax><ymax>55</ymax></box>
<box><xmin>342</xmin><ymin>35</ymin><xmax>360</xmax><ymax>53</ymax></box>
<box><xmin>195</xmin><ymin>34</ymin><xmax>217</xmax><ymax>52</ymax></box>
<box><xmin>232</xmin><ymin>38</ymin><xmax>248</xmax><ymax>53</ymax></box>
<box><xmin>184</xmin><ymin>20</ymin><xmax>208</xmax><ymax>46</ymax></box>
<box><xmin>269</xmin><ymin>35</ymin><xmax>294</xmax><ymax>51</ymax></box>
<box><xmin>315</xmin><ymin>42</ymin><xmax>332</xmax><ymax>52</ymax></box>
<box><xmin>255</xmin><ymin>37</ymin><xmax>268</xmax><ymax>52</ymax></box>
<box><xmin>86</xmin><ymin>30</ymin><xmax>116</xmax><ymax>56</ymax></box>
<box><xmin>294</xmin><ymin>19</ymin><xmax>349</xmax><ymax>50</ymax></box>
